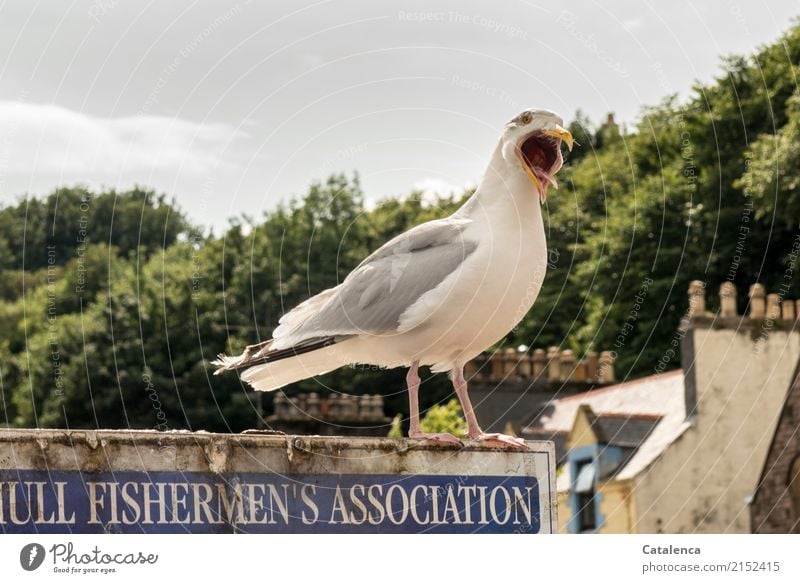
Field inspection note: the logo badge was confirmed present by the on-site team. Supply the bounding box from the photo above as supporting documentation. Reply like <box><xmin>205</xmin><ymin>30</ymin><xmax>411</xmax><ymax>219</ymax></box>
<box><xmin>20</xmin><ymin>543</ymin><xmax>46</xmax><ymax>571</ymax></box>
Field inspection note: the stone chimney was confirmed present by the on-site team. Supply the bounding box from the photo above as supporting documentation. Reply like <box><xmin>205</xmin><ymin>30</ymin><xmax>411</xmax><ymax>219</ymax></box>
<box><xmin>682</xmin><ymin>278</ymin><xmax>800</xmax><ymax>419</ymax></box>
<box><xmin>466</xmin><ymin>345</ymin><xmax>616</xmax><ymax>386</ymax></box>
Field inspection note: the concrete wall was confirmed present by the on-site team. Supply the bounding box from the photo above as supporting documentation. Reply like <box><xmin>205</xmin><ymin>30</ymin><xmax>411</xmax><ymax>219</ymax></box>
<box><xmin>0</xmin><ymin>429</ymin><xmax>556</xmax><ymax>534</ymax></box>
<box><xmin>634</xmin><ymin>317</ymin><xmax>800</xmax><ymax>533</ymax></box>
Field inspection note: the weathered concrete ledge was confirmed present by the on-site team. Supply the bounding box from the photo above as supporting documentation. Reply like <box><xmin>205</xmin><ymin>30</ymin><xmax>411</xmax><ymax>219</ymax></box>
<box><xmin>0</xmin><ymin>429</ymin><xmax>556</xmax><ymax>534</ymax></box>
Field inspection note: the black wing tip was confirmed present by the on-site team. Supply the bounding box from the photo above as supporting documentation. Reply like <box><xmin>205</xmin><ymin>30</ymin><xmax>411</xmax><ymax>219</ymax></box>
<box><xmin>212</xmin><ymin>337</ymin><xmax>340</xmax><ymax>373</ymax></box>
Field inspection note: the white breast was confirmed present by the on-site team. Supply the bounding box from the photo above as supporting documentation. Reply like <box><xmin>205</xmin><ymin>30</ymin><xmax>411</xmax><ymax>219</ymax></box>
<box><xmin>388</xmin><ymin>185</ymin><xmax>548</xmax><ymax>370</ymax></box>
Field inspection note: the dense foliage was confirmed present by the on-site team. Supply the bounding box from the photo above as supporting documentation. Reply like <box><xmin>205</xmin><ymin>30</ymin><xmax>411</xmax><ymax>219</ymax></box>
<box><xmin>1</xmin><ymin>23</ymin><xmax>799</xmax><ymax>432</ymax></box>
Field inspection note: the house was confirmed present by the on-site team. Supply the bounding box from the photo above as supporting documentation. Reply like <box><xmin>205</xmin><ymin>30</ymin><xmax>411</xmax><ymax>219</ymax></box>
<box><xmin>266</xmin><ymin>392</ymin><xmax>392</xmax><ymax>437</ymax></box>
<box><xmin>523</xmin><ymin>370</ymin><xmax>688</xmax><ymax>533</ymax></box>
<box><xmin>523</xmin><ymin>280</ymin><xmax>800</xmax><ymax>533</ymax></box>
<box><xmin>468</xmin><ymin>346</ymin><xmax>617</xmax><ymax>433</ymax></box>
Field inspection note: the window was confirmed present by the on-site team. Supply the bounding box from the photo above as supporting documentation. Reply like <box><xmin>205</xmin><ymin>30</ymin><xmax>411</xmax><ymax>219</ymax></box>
<box><xmin>577</xmin><ymin>491</ymin><xmax>597</xmax><ymax>532</ymax></box>
<box><xmin>573</xmin><ymin>460</ymin><xmax>597</xmax><ymax>532</ymax></box>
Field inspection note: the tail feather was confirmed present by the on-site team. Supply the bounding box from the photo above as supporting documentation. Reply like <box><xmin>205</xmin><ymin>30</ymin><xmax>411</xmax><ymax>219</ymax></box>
<box><xmin>240</xmin><ymin>342</ymin><xmax>349</xmax><ymax>391</ymax></box>
<box><xmin>212</xmin><ymin>336</ymin><xmax>350</xmax><ymax>391</ymax></box>
<box><xmin>211</xmin><ymin>338</ymin><xmax>274</xmax><ymax>375</ymax></box>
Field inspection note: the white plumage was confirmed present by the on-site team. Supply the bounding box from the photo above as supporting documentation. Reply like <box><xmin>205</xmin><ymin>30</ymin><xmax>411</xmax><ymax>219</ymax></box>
<box><xmin>214</xmin><ymin>109</ymin><xmax>573</xmax><ymax>448</ymax></box>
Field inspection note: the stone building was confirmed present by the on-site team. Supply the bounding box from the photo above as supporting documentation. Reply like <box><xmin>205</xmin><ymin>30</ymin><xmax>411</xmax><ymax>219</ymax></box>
<box><xmin>524</xmin><ymin>280</ymin><xmax>800</xmax><ymax>533</ymax></box>
<box><xmin>266</xmin><ymin>392</ymin><xmax>392</xmax><ymax>437</ymax></box>
<box><xmin>468</xmin><ymin>346</ymin><xmax>617</xmax><ymax>433</ymax></box>
<box><xmin>263</xmin><ymin>348</ymin><xmax>618</xmax><ymax>438</ymax></box>
<box><xmin>750</xmin><ymin>363</ymin><xmax>800</xmax><ymax>533</ymax></box>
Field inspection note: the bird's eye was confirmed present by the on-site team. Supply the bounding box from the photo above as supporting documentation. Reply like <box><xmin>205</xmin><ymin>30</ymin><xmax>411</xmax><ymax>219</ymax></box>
<box><xmin>520</xmin><ymin>112</ymin><xmax>533</xmax><ymax>125</ymax></box>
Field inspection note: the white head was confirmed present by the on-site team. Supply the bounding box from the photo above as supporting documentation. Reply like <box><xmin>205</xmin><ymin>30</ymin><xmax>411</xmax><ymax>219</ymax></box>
<box><xmin>500</xmin><ymin>109</ymin><xmax>574</xmax><ymax>203</ymax></box>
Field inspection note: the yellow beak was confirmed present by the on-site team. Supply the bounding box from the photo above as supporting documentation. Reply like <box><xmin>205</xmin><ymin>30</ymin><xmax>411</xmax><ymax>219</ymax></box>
<box><xmin>543</xmin><ymin>125</ymin><xmax>574</xmax><ymax>151</ymax></box>
<box><xmin>515</xmin><ymin>151</ymin><xmax>545</xmax><ymax>197</ymax></box>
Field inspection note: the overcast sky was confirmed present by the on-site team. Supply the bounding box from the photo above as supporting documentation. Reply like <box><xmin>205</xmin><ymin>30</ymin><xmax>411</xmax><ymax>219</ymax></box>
<box><xmin>0</xmin><ymin>0</ymin><xmax>797</xmax><ymax>231</ymax></box>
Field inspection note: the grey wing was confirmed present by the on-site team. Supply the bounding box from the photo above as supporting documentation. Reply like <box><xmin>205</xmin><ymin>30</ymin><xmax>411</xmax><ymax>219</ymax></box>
<box><xmin>274</xmin><ymin>217</ymin><xmax>477</xmax><ymax>344</ymax></box>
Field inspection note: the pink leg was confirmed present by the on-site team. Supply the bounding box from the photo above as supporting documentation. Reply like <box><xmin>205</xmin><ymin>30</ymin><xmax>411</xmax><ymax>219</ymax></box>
<box><xmin>452</xmin><ymin>365</ymin><xmax>527</xmax><ymax>450</ymax></box>
<box><xmin>406</xmin><ymin>360</ymin><xmax>463</xmax><ymax>446</ymax></box>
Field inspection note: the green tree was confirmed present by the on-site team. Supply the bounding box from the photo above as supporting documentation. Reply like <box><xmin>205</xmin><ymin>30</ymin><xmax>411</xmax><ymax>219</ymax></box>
<box><xmin>388</xmin><ymin>399</ymin><xmax>467</xmax><ymax>438</ymax></box>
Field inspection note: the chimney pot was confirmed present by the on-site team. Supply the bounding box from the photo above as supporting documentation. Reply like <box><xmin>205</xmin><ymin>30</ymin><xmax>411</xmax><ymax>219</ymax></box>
<box><xmin>546</xmin><ymin>346</ymin><xmax>561</xmax><ymax>381</ymax></box>
<box><xmin>782</xmin><ymin>300</ymin><xmax>796</xmax><ymax>321</ymax></box>
<box><xmin>597</xmin><ymin>351</ymin><xmax>616</xmax><ymax>384</ymax></box>
<box><xmin>503</xmin><ymin>347</ymin><xmax>518</xmax><ymax>377</ymax></box>
<box><xmin>748</xmin><ymin>284</ymin><xmax>766</xmax><ymax>318</ymax></box>
<box><xmin>489</xmin><ymin>351</ymin><xmax>504</xmax><ymax>380</ymax></box>
<box><xmin>586</xmin><ymin>351</ymin><xmax>599</xmax><ymax>382</ymax></box>
<box><xmin>532</xmin><ymin>349</ymin><xmax>546</xmax><ymax>377</ymax></box>
<box><xmin>560</xmin><ymin>349</ymin><xmax>576</xmax><ymax>382</ymax></box>
<box><xmin>688</xmin><ymin>280</ymin><xmax>707</xmax><ymax>318</ymax></box>
<box><xmin>518</xmin><ymin>353</ymin><xmax>532</xmax><ymax>377</ymax></box>
<box><xmin>766</xmin><ymin>293</ymin><xmax>781</xmax><ymax>320</ymax></box>
<box><xmin>719</xmin><ymin>282</ymin><xmax>738</xmax><ymax>317</ymax></box>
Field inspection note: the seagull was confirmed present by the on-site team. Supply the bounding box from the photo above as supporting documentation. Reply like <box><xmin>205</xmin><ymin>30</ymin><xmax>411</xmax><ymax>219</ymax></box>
<box><xmin>213</xmin><ymin>109</ymin><xmax>573</xmax><ymax>449</ymax></box>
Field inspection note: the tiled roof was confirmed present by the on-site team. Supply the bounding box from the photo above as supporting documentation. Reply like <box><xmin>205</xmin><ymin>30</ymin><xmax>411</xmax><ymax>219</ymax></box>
<box><xmin>593</xmin><ymin>413</ymin><xmax>662</xmax><ymax>448</ymax></box>
<box><xmin>522</xmin><ymin>369</ymin><xmax>690</xmax><ymax>488</ymax></box>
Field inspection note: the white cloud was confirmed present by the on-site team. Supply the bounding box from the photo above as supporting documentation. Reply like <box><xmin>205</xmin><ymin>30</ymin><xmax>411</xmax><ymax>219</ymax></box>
<box><xmin>0</xmin><ymin>101</ymin><xmax>245</xmax><ymax>183</ymax></box>
<box><xmin>412</xmin><ymin>177</ymin><xmax>473</xmax><ymax>206</ymax></box>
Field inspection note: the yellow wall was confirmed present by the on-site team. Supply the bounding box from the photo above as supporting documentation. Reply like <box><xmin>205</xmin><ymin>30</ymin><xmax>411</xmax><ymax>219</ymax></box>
<box><xmin>568</xmin><ymin>408</ymin><xmax>599</xmax><ymax>449</ymax></box>
<box><xmin>557</xmin><ymin>480</ymin><xmax>635</xmax><ymax>533</ymax></box>
<box><xmin>557</xmin><ymin>491</ymin><xmax>570</xmax><ymax>533</ymax></box>
<box><xmin>597</xmin><ymin>480</ymin><xmax>635</xmax><ymax>533</ymax></box>
<box><xmin>559</xmin><ymin>407</ymin><xmax>636</xmax><ymax>533</ymax></box>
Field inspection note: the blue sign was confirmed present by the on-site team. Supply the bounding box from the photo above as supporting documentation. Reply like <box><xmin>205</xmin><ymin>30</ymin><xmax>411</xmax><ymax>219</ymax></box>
<box><xmin>0</xmin><ymin>470</ymin><xmax>542</xmax><ymax>534</ymax></box>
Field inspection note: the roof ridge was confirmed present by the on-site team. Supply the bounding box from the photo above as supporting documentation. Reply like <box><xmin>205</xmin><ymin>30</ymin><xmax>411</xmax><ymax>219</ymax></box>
<box><xmin>594</xmin><ymin>412</ymin><xmax>664</xmax><ymax>421</ymax></box>
<box><xmin>554</xmin><ymin>369</ymin><xmax>683</xmax><ymax>402</ymax></box>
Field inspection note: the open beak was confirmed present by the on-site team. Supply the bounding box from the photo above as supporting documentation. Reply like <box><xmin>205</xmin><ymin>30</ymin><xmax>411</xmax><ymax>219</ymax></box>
<box><xmin>515</xmin><ymin>125</ymin><xmax>574</xmax><ymax>204</ymax></box>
